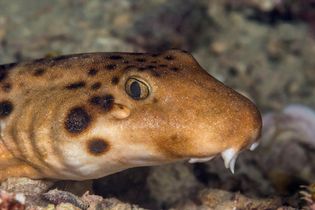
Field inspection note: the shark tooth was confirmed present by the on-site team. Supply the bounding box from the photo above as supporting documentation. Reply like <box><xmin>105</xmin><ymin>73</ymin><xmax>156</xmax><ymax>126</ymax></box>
<box><xmin>249</xmin><ymin>142</ymin><xmax>259</xmax><ymax>151</ymax></box>
<box><xmin>188</xmin><ymin>156</ymin><xmax>214</xmax><ymax>164</ymax></box>
<box><xmin>221</xmin><ymin>148</ymin><xmax>238</xmax><ymax>173</ymax></box>
<box><xmin>229</xmin><ymin>155</ymin><xmax>237</xmax><ymax>174</ymax></box>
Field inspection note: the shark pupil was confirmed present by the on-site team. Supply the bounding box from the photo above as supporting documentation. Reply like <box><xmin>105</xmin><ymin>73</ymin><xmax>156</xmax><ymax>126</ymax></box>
<box><xmin>130</xmin><ymin>81</ymin><xmax>141</xmax><ymax>99</ymax></box>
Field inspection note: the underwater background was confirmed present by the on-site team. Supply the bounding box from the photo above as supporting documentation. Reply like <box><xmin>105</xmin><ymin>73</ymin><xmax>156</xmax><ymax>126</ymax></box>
<box><xmin>0</xmin><ymin>0</ymin><xmax>315</xmax><ymax>209</ymax></box>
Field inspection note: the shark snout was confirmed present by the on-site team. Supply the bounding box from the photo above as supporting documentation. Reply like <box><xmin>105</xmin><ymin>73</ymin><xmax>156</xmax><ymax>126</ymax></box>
<box><xmin>188</xmin><ymin>96</ymin><xmax>262</xmax><ymax>174</ymax></box>
<box><xmin>220</xmin><ymin>99</ymin><xmax>262</xmax><ymax>173</ymax></box>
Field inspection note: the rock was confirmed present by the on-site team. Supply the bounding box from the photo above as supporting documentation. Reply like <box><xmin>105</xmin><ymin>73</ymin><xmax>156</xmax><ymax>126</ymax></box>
<box><xmin>0</xmin><ymin>190</ymin><xmax>26</xmax><ymax>210</ymax></box>
<box><xmin>0</xmin><ymin>177</ymin><xmax>54</xmax><ymax>207</ymax></box>
<box><xmin>175</xmin><ymin>189</ymin><xmax>284</xmax><ymax>210</ymax></box>
<box><xmin>147</xmin><ymin>163</ymin><xmax>202</xmax><ymax>207</ymax></box>
<box><xmin>94</xmin><ymin>198</ymin><xmax>147</xmax><ymax>210</ymax></box>
<box><xmin>43</xmin><ymin>189</ymin><xmax>89</xmax><ymax>210</ymax></box>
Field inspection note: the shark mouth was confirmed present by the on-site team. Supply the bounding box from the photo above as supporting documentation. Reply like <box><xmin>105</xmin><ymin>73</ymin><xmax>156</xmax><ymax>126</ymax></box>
<box><xmin>188</xmin><ymin>142</ymin><xmax>259</xmax><ymax>174</ymax></box>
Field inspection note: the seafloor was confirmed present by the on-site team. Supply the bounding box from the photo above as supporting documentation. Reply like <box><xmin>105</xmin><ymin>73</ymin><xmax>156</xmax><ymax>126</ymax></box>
<box><xmin>0</xmin><ymin>0</ymin><xmax>315</xmax><ymax>209</ymax></box>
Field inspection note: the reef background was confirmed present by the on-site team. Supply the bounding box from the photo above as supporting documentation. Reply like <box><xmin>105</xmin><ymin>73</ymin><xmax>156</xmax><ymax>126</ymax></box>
<box><xmin>0</xmin><ymin>0</ymin><xmax>315</xmax><ymax>209</ymax></box>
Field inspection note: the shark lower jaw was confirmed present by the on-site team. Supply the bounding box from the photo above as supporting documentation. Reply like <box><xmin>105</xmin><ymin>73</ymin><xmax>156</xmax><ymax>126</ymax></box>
<box><xmin>187</xmin><ymin>142</ymin><xmax>259</xmax><ymax>174</ymax></box>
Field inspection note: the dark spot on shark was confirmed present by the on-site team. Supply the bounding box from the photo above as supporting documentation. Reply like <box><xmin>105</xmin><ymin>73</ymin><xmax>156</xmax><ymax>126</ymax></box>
<box><xmin>88</xmin><ymin>68</ymin><xmax>98</xmax><ymax>76</ymax></box>
<box><xmin>0</xmin><ymin>63</ymin><xmax>17</xmax><ymax>82</ymax></box>
<box><xmin>170</xmin><ymin>67</ymin><xmax>179</xmax><ymax>72</ymax></box>
<box><xmin>109</xmin><ymin>55</ymin><xmax>123</xmax><ymax>60</ymax></box>
<box><xmin>65</xmin><ymin>107</ymin><xmax>91</xmax><ymax>134</ymax></box>
<box><xmin>111</xmin><ymin>76</ymin><xmax>120</xmax><ymax>85</ymax></box>
<box><xmin>2</xmin><ymin>83</ymin><xmax>12</xmax><ymax>92</ymax></box>
<box><xmin>87</xmin><ymin>138</ymin><xmax>109</xmax><ymax>155</ymax></box>
<box><xmin>136</xmin><ymin>58</ymin><xmax>146</xmax><ymax>62</ymax></box>
<box><xmin>105</xmin><ymin>64</ymin><xmax>117</xmax><ymax>70</ymax></box>
<box><xmin>65</xmin><ymin>81</ymin><xmax>86</xmax><ymax>90</ymax></box>
<box><xmin>89</xmin><ymin>94</ymin><xmax>114</xmax><ymax>112</ymax></box>
<box><xmin>91</xmin><ymin>82</ymin><xmax>102</xmax><ymax>90</ymax></box>
<box><xmin>164</xmin><ymin>55</ymin><xmax>175</xmax><ymax>60</ymax></box>
<box><xmin>0</xmin><ymin>100</ymin><xmax>13</xmax><ymax>118</ymax></box>
<box><xmin>33</xmin><ymin>68</ymin><xmax>46</xmax><ymax>76</ymax></box>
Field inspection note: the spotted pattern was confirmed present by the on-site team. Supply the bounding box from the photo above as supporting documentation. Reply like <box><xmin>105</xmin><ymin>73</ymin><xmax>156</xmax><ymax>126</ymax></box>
<box><xmin>2</xmin><ymin>83</ymin><xmax>12</xmax><ymax>92</ymax></box>
<box><xmin>111</xmin><ymin>76</ymin><xmax>120</xmax><ymax>85</ymax></box>
<box><xmin>138</xmin><ymin>67</ymin><xmax>146</xmax><ymax>71</ymax></box>
<box><xmin>91</xmin><ymin>82</ymin><xmax>102</xmax><ymax>90</ymax></box>
<box><xmin>136</xmin><ymin>58</ymin><xmax>146</xmax><ymax>63</ymax></box>
<box><xmin>65</xmin><ymin>107</ymin><xmax>91</xmax><ymax>133</ymax></box>
<box><xmin>0</xmin><ymin>71</ymin><xmax>7</xmax><ymax>82</ymax></box>
<box><xmin>0</xmin><ymin>63</ymin><xmax>17</xmax><ymax>82</ymax></box>
<box><xmin>89</xmin><ymin>95</ymin><xmax>114</xmax><ymax>112</ymax></box>
<box><xmin>150</xmin><ymin>70</ymin><xmax>161</xmax><ymax>77</ymax></box>
<box><xmin>52</xmin><ymin>55</ymin><xmax>72</xmax><ymax>62</ymax></box>
<box><xmin>164</xmin><ymin>55</ymin><xmax>175</xmax><ymax>60</ymax></box>
<box><xmin>0</xmin><ymin>101</ymin><xmax>13</xmax><ymax>118</ymax></box>
<box><xmin>87</xmin><ymin>139</ymin><xmax>109</xmax><ymax>155</ymax></box>
<box><xmin>0</xmin><ymin>50</ymin><xmax>184</xmax><ymax>123</ymax></box>
<box><xmin>145</xmin><ymin>65</ymin><xmax>156</xmax><ymax>69</ymax></box>
<box><xmin>109</xmin><ymin>55</ymin><xmax>123</xmax><ymax>60</ymax></box>
<box><xmin>33</xmin><ymin>68</ymin><xmax>46</xmax><ymax>76</ymax></box>
<box><xmin>0</xmin><ymin>50</ymin><xmax>240</xmax><ymax>182</ymax></box>
<box><xmin>65</xmin><ymin>81</ymin><xmax>86</xmax><ymax>90</ymax></box>
<box><xmin>151</xmin><ymin>53</ymin><xmax>160</xmax><ymax>57</ymax></box>
<box><xmin>105</xmin><ymin>64</ymin><xmax>117</xmax><ymax>70</ymax></box>
<box><xmin>88</xmin><ymin>69</ymin><xmax>98</xmax><ymax>76</ymax></box>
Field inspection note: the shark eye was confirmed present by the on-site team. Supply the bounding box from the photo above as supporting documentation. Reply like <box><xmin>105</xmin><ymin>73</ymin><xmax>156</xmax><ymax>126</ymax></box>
<box><xmin>125</xmin><ymin>77</ymin><xmax>150</xmax><ymax>100</ymax></box>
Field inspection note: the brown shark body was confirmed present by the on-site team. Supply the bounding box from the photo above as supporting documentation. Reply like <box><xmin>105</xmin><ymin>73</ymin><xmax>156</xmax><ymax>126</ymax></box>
<box><xmin>0</xmin><ymin>50</ymin><xmax>261</xmax><ymax>181</ymax></box>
